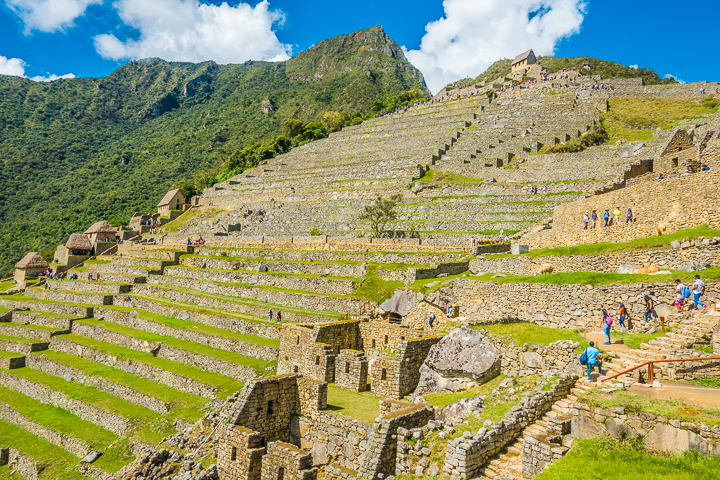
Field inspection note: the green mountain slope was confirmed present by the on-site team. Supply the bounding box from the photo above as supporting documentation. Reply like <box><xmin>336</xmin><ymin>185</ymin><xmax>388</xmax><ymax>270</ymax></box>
<box><xmin>0</xmin><ymin>25</ymin><xmax>428</xmax><ymax>275</ymax></box>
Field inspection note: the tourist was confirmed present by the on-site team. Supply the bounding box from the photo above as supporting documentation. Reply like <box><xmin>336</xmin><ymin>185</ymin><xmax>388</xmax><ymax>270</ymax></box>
<box><xmin>613</xmin><ymin>207</ymin><xmax>621</xmax><ymax>225</ymax></box>
<box><xmin>601</xmin><ymin>306</ymin><xmax>613</xmax><ymax>345</ymax></box>
<box><xmin>591</xmin><ymin>210</ymin><xmax>598</xmax><ymax>229</ymax></box>
<box><xmin>626</xmin><ymin>207</ymin><xmax>634</xmax><ymax>223</ymax></box>
<box><xmin>602</xmin><ymin>209</ymin><xmax>610</xmax><ymax>227</ymax></box>
<box><xmin>655</xmin><ymin>173</ymin><xmax>664</xmax><ymax>180</ymax></box>
<box><xmin>582</xmin><ymin>213</ymin><xmax>589</xmax><ymax>230</ymax></box>
<box><xmin>276</xmin><ymin>311</ymin><xmax>282</xmax><ymax>322</ymax></box>
<box><xmin>187</xmin><ymin>237</ymin><xmax>192</xmax><ymax>246</ymax></box>
<box><xmin>504</xmin><ymin>234</ymin><xmax>510</xmax><ymax>242</ymax></box>
<box><xmin>268</xmin><ymin>308</ymin><xmax>273</xmax><ymax>322</ymax></box>
<box><xmin>445</xmin><ymin>304</ymin><xmax>452</xmax><ymax>318</ymax></box>
<box><xmin>675</xmin><ymin>279</ymin><xmax>689</xmax><ymax>313</ymax></box>
<box><xmin>429</xmin><ymin>312</ymin><xmax>436</xmax><ymax>328</ymax></box>
<box><xmin>644</xmin><ymin>295</ymin><xmax>658</xmax><ymax>323</ymax></box>
<box><xmin>581</xmin><ymin>341</ymin><xmax>602</xmax><ymax>381</ymax></box>
<box><xmin>702</xmin><ymin>164</ymin><xmax>710</xmax><ymax>171</ymax></box>
<box><xmin>617</xmin><ymin>304</ymin><xmax>628</xmax><ymax>330</ymax></box>
<box><xmin>692</xmin><ymin>275</ymin><xmax>707</xmax><ymax>310</ymax></box>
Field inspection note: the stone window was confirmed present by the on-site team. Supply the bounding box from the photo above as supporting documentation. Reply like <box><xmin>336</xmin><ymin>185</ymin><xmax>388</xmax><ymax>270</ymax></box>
<box><xmin>294</xmin><ymin>365</ymin><xmax>299</xmax><ymax>373</ymax></box>
<box><xmin>285</xmin><ymin>355</ymin><xmax>288</xmax><ymax>361</ymax></box>
<box><xmin>384</xmin><ymin>335</ymin><xmax>388</xmax><ymax>345</ymax></box>
<box><xmin>673</xmin><ymin>158</ymin><xmax>679</xmax><ymax>167</ymax></box>
<box><xmin>401</xmin><ymin>336</ymin><xmax>405</xmax><ymax>341</ymax></box>
<box><xmin>381</xmin><ymin>368</ymin><xmax>387</xmax><ymax>380</ymax></box>
<box><xmin>345</xmin><ymin>362</ymin><xmax>350</xmax><ymax>373</ymax></box>
<box><xmin>231</xmin><ymin>447</ymin><xmax>237</xmax><ymax>461</ymax></box>
<box><xmin>315</xmin><ymin>355</ymin><xmax>320</xmax><ymax>365</ymax></box>
<box><xmin>296</xmin><ymin>336</ymin><xmax>300</xmax><ymax>345</ymax></box>
<box><xmin>278</xmin><ymin>467</ymin><xmax>285</xmax><ymax>480</ymax></box>
<box><xmin>372</xmin><ymin>339</ymin><xmax>376</xmax><ymax>348</ymax></box>
<box><xmin>267</xmin><ymin>400</ymin><xmax>274</xmax><ymax>415</ymax></box>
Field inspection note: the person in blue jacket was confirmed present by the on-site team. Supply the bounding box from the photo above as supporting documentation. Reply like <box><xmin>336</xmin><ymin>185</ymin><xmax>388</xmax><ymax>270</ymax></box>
<box><xmin>582</xmin><ymin>341</ymin><xmax>602</xmax><ymax>381</ymax></box>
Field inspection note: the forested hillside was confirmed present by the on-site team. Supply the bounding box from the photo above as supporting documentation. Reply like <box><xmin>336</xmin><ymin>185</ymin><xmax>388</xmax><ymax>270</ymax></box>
<box><xmin>0</xmin><ymin>25</ymin><xmax>428</xmax><ymax>275</ymax></box>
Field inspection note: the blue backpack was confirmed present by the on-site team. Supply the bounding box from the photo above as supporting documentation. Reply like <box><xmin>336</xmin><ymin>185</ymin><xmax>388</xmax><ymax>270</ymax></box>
<box><xmin>579</xmin><ymin>351</ymin><xmax>588</xmax><ymax>365</ymax></box>
<box><xmin>683</xmin><ymin>286</ymin><xmax>691</xmax><ymax>298</ymax></box>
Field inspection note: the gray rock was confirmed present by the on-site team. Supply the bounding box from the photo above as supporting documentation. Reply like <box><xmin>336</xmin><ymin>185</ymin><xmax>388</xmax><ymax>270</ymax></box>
<box><xmin>413</xmin><ymin>327</ymin><xmax>501</xmax><ymax>398</ymax></box>
<box><xmin>644</xmin><ymin>424</ymin><xmax>709</xmax><ymax>455</ymax></box>
<box><xmin>498</xmin><ymin>378</ymin><xmax>517</xmax><ymax>388</ymax></box>
<box><xmin>257</xmin><ymin>263</ymin><xmax>268</xmax><ymax>273</ymax></box>
<box><xmin>605</xmin><ymin>418</ymin><xmax>637</xmax><ymax>439</ymax></box>
<box><xmin>571</xmin><ymin>416</ymin><xmax>608</xmax><ymax>440</ymax></box>
<box><xmin>378</xmin><ymin>289</ymin><xmax>418</xmax><ymax>317</ymax></box>
<box><xmin>670</xmin><ymin>240</ymin><xmax>681</xmax><ymax>249</ymax></box>
<box><xmin>412</xmin><ymin>181</ymin><xmax>427</xmax><ymax>194</ymax></box>
<box><xmin>521</xmin><ymin>351</ymin><xmax>545</xmax><ymax>369</ymax></box>
<box><xmin>435</xmin><ymin>397</ymin><xmax>484</xmax><ymax>422</ymax></box>
<box><xmin>491</xmin><ymin>273</ymin><xmax>506</xmax><ymax>278</ymax></box>
<box><xmin>426</xmin><ymin>286</ymin><xmax>457</xmax><ymax>308</ymax></box>
<box><xmin>415</xmin><ymin>466</ymin><xmax>425</xmax><ymax>476</ymax></box>
<box><xmin>677</xmin><ymin>261</ymin><xmax>708</xmax><ymax>272</ymax></box>
<box><xmin>511</xmin><ymin>244</ymin><xmax>529</xmax><ymax>255</ymax></box>
<box><xmin>427</xmin><ymin>465</ymin><xmax>440</xmax><ymax>477</ymax></box>
<box><xmin>312</xmin><ymin>441</ymin><xmax>328</xmax><ymax>465</ymax></box>
<box><xmin>80</xmin><ymin>450</ymin><xmax>103</xmax><ymax>464</ymax></box>
<box><xmin>617</xmin><ymin>264</ymin><xmax>639</xmax><ymax>274</ymax></box>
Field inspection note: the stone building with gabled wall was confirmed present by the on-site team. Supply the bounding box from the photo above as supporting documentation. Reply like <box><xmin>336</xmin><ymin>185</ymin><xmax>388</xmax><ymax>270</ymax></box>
<box><xmin>654</xmin><ymin>128</ymin><xmax>700</xmax><ymax>174</ymax></box>
<box><xmin>157</xmin><ymin>188</ymin><xmax>188</xmax><ymax>220</ymax></box>
<box><xmin>54</xmin><ymin>233</ymin><xmax>93</xmax><ymax>269</ymax></box>
<box><xmin>511</xmin><ymin>49</ymin><xmax>537</xmax><ymax>73</ymax></box>
<box><xmin>14</xmin><ymin>252</ymin><xmax>49</xmax><ymax>284</ymax></box>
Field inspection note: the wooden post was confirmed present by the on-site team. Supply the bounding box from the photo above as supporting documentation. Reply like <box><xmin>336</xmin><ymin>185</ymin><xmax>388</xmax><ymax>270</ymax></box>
<box><xmin>648</xmin><ymin>362</ymin><xmax>654</xmax><ymax>383</ymax></box>
<box><xmin>660</xmin><ymin>317</ymin><xmax>666</xmax><ymax>334</ymax></box>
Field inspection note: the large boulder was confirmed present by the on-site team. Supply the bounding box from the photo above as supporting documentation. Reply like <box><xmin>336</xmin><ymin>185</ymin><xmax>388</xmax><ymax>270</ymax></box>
<box><xmin>425</xmin><ymin>286</ymin><xmax>456</xmax><ymax>308</ymax></box>
<box><xmin>379</xmin><ymin>289</ymin><xmax>418</xmax><ymax>317</ymax></box>
<box><xmin>435</xmin><ymin>397</ymin><xmax>484</xmax><ymax>421</ymax></box>
<box><xmin>413</xmin><ymin>327</ymin><xmax>501</xmax><ymax>398</ymax></box>
<box><xmin>617</xmin><ymin>264</ymin><xmax>638</xmax><ymax>274</ymax></box>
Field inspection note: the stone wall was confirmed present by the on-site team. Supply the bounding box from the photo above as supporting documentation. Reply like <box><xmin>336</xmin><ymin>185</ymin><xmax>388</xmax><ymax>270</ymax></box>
<box><xmin>471</xmin><ymin>244</ymin><xmax>720</xmax><ymax>276</ymax></box>
<box><xmin>0</xmin><ymin>355</ymin><xmax>26</xmax><ymax>369</ymax></box>
<box><xmin>181</xmin><ymin>255</ymin><xmax>366</xmax><ymax>279</ymax></box>
<box><xmin>95</xmin><ymin>307</ymin><xmax>278</xmax><ymax>361</ymax></box>
<box><xmin>455</xmin><ymin>278</ymin><xmax>677</xmax><ymax>330</ymax></box>
<box><xmin>113</xmin><ymin>294</ymin><xmax>280</xmax><ymax>339</ymax></box>
<box><xmin>356</xmin><ymin>403</ymin><xmax>435</xmax><ymax>480</ymax></box>
<box><xmin>371</xmin><ymin>335</ymin><xmax>443</xmax><ymax>400</ymax></box>
<box><xmin>0</xmin><ymin>371</ymin><xmax>131</xmax><ymax>436</ymax></box>
<box><xmin>358</xmin><ymin>323</ymin><xmax>428</xmax><ymax>353</ymax></box>
<box><xmin>217</xmin><ymin>426</ymin><xmax>265</xmax><ymax>480</ymax></box>
<box><xmin>0</xmin><ymin>298</ymin><xmax>92</xmax><ymax>317</ymax></box>
<box><xmin>572</xmin><ymin>401</ymin><xmax>720</xmax><ymax>456</ymax></box>
<box><xmin>522</xmin><ymin>170</ymin><xmax>720</xmax><ymax>249</ymax></box>
<box><xmin>0</xmin><ymin>447</ymin><xmax>40</xmax><ymax>480</ymax></box>
<box><xmin>521</xmin><ymin>434</ymin><xmax>569</xmax><ymax>478</ymax></box>
<box><xmin>334</xmin><ymin>350</ymin><xmax>368</xmax><ymax>392</ymax></box>
<box><xmin>292</xmin><ymin>410</ymin><xmax>371</xmax><ymax>469</ymax></box>
<box><xmin>444</xmin><ymin>374</ymin><xmax>577</xmax><ymax>479</ymax></box>
<box><xmin>260</xmin><ymin>442</ymin><xmax>317</xmax><ymax>480</ymax></box>
<box><xmin>714</xmin><ymin>322</ymin><xmax>719</xmax><ymax>353</ymax></box>
<box><xmin>47</xmin><ymin>280</ymin><xmax>132</xmax><ymax>294</ymax></box>
<box><xmin>483</xmin><ymin>332</ymin><xmax>582</xmax><ymax>378</ymax></box>
<box><xmin>50</xmin><ymin>336</ymin><xmax>218</xmax><ymax>398</ymax></box>
<box><xmin>0</xmin><ymin>400</ymin><xmax>92</xmax><ymax>457</ymax></box>
<box><xmin>26</xmin><ymin>288</ymin><xmax>113</xmax><ymax>306</ymax></box>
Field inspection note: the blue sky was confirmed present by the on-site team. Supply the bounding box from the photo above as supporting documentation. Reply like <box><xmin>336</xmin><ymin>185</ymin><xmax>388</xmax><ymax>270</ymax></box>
<box><xmin>0</xmin><ymin>0</ymin><xmax>717</xmax><ymax>92</ymax></box>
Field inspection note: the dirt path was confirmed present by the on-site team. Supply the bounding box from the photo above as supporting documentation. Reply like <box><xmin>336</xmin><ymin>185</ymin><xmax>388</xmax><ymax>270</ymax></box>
<box><xmin>584</xmin><ymin>331</ymin><xmax>633</xmax><ymax>352</ymax></box>
<box><xmin>627</xmin><ymin>381</ymin><xmax>720</xmax><ymax>410</ymax></box>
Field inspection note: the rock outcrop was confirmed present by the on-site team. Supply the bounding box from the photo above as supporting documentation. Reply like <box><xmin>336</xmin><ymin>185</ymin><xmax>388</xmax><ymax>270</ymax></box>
<box><xmin>413</xmin><ymin>327</ymin><xmax>501</xmax><ymax>398</ymax></box>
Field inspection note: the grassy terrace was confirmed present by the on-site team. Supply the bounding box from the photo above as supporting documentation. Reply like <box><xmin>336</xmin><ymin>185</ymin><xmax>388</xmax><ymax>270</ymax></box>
<box><xmin>537</xmin><ymin>437</ymin><xmax>720</xmax><ymax>480</ymax></box>
<box><xmin>471</xmin><ymin>322</ymin><xmax>586</xmax><ymax>350</ymax></box>
<box><xmin>198</xmin><ymin>246</ymin><xmax>465</xmax><ymax>256</ymax></box>
<box><xmin>578</xmin><ymin>388</ymin><xmax>720</xmax><ymax>427</ymax></box>
<box><xmin>27</xmin><ymin>350</ymin><xmax>208</xmax><ymax>420</ymax></box>
<box><xmin>55</xmin><ymin>333</ymin><xmax>245</xmax><ymax>399</ymax></box>
<box><xmin>488</xmin><ymin>225</ymin><xmax>720</xmax><ymax>259</ymax></box>
<box><xmin>325</xmin><ymin>384</ymin><xmax>383</xmax><ymax>424</ymax></box>
<box><xmin>104</xmin><ymin>306</ymin><xmax>280</xmax><ymax>348</ymax></box>
<box><xmin>0</xmin><ymin>420</ymin><xmax>91</xmax><ymax>480</ymax></box>
<box><xmin>167</xmin><ymin>264</ymin><xmax>362</xmax><ymax>282</ymax></box>
<box><xmin>0</xmin><ymin>350</ymin><xmax>24</xmax><ymax>357</ymax></box>
<box><xmin>21</xmin><ymin>311</ymin><xmax>83</xmax><ymax>319</ymax></box>
<box><xmin>0</xmin><ymin>385</ymin><xmax>133</xmax><ymax>472</ymax></box>
<box><xmin>1</xmin><ymin>293</ymin><xmax>94</xmax><ymax>308</ymax></box>
<box><xmin>75</xmin><ymin>317</ymin><xmax>277</xmax><ymax>373</ymax></box>
<box><xmin>183</xmin><ymin>253</ymin><xmax>363</xmax><ymax>266</ymax></box>
<box><xmin>0</xmin><ymin>333</ymin><xmax>42</xmax><ymax>344</ymax></box>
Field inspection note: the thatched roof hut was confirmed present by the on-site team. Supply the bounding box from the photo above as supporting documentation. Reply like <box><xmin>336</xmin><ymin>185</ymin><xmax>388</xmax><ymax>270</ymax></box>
<box><xmin>15</xmin><ymin>252</ymin><xmax>49</xmax><ymax>270</ymax></box>
<box><xmin>84</xmin><ymin>220</ymin><xmax>116</xmax><ymax>235</ymax></box>
<box><xmin>66</xmin><ymin>233</ymin><xmax>92</xmax><ymax>251</ymax></box>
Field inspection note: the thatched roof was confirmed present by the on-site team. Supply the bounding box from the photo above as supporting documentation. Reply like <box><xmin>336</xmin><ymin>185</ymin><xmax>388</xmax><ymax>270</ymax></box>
<box><xmin>512</xmin><ymin>49</ymin><xmax>535</xmax><ymax>66</ymax></box>
<box><xmin>84</xmin><ymin>220</ymin><xmax>116</xmax><ymax>234</ymax></box>
<box><xmin>157</xmin><ymin>188</ymin><xmax>185</xmax><ymax>207</ymax></box>
<box><xmin>66</xmin><ymin>233</ymin><xmax>92</xmax><ymax>251</ymax></box>
<box><xmin>15</xmin><ymin>252</ymin><xmax>49</xmax><ymax>269</ymax></box>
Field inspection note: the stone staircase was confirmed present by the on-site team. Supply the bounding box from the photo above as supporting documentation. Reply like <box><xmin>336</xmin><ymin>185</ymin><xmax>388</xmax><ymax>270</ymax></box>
<box><xmin>474</xmin><ymin>381</ymin><xmax>594</xmax><ymax>479</ymax></box>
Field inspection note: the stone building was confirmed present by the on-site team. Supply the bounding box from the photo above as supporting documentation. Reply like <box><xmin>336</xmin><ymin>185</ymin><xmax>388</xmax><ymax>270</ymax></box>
<box><xmin>654</xmin><ymin>129</ymin><xmax>700</xmax><ymax>174</ymax></box>
<box><xmin>511</xmin><ymin>49</ymin><xmax>537</xmax><ymax>73</ymax></box>
<box><xmin>276</xmin><ymin>320</ymin><xmax>441</xmax><ymax>400</ymax></box>
<box><xmin>54</xmin><ymin>233</ymin><xmax>93</xmax><ymax>268</ymax></box>
<box><xmin>14</xmin><ymin>252</ymin><xmax>49</xmax><ymax>284</ymax></box>
<box><xmin>157</xmin><ymin>188</ymin><xmax>188</xmax><ymax>219</ymax></box>
<box><xmin>84</xmin><ymin>220</ymin><xmax>117</xmax><ymax>243</ymax></box>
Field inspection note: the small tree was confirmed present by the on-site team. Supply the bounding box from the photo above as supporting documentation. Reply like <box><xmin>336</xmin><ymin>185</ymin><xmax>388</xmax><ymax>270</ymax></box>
<box><xmin>360</xmin><ymin>194</ymin><xmax>403</xmax><ymax>238</ymax></box>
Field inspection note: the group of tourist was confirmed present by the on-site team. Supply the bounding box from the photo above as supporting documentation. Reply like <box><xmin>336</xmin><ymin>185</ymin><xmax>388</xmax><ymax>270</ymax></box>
<box><xmin>582</xmin><ymin>207</ymin><xmax>634</xmax><ymax>229</ymax></box>
<box><xmin>469</xmin><ymin>232</ymin><xmax>510</xmax><ymax>249</ymax></box>
<box><xmin>373</xmin><ymin>88</ymin><xmax>487</xmax><ymax>119</ymax></box>
<box><xmin>268</xmin><ymin>308</ymin><xmax>282</xmax><ymax>322</ymax></box>
<box><xmin>655</xmin><ymin>165</ymin><xmax>710</xmax><ymax>181</ymax></box>
<box><xmin>530</xmin><ymin>185</ymin><xmax>547</xmax><ymax>194</ymax></box>
<box><xmin>186</xmin><ymin>236</ymin><xmax>205</xmax><ymax>246</ymax></box>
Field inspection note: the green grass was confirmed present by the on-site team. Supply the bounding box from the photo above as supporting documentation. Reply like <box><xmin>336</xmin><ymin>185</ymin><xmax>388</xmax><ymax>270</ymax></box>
<box><xmin>324</xmin><ymin>384</ymin><xmax>383</xmax><ymax>423</ymax></box>
<box><xmin>0</xmin><ymin>333</ymin><xmax>41</xmax><ymax>343</ymax></box>
<box><xmin>472</xmin><ymin>322</ymin><xmax>586</xmax><ymax>349</ymax></box>
<box><xmin>579</xmin><ymin>388</ymin><xmax>720</xmax><ymax>426</ymax></box>
<box><xmin>161</xmin><ymin>208</ymin><xmax>202</xmax><ymax>233</ymax></box>
<box><xmin>0</xmin><ymin>281</ymin><xmax>15</xmax><ymax>292</ymax></box>
<box><xmin>55</xmin><ymin>333</ymin><xmax>245</xmax><ymax>399</ymax></box>
<box><xmin>0</xmin><ymin>350</ymin><xmax>24</xmax><ymax>358</ymax></box>
<box><xmin>686</xmin><ymin>377</ymin><xmax>720</xmax><ymax>388</ymax></box>
<box><xmin>417</xmin><ymin>170</ymin><xmax>484</xmax><ymax>183</ymax></box>
<box><xmin>611</xmin><ymin>329</ymin><xmax>672</xmax><ymax>349</ymax></box>
<box><xmin>354</xmin><ymin>265</ymin><xmax>404</xmax><ymax>303</ymax></box>
<box><xmin>75</xmin><ymin>317</ymin><xmax>277</xmax><ymax>374</ymax></box>
<box><xmin>538</xmin><ymin>436</ymin><xmax>720</xmax><ymax>480</ymax></box>
<box><xmin>0</xmin><ymin>420</ymin><xmax>91</xmax><ymax>480</ymax></box>
<box><xmin>424</xmin><ymin>375</ymin><xmax>505</xmax><ymax>408</ymax></box>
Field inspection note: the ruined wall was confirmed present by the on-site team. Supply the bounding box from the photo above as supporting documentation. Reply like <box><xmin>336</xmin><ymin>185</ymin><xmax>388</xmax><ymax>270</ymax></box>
<box><xmin>260</xmin><ymin>442</ymin><xmax>317</xmax><ymax>480</ymax></box>
<box><xmin>334</xmin><ymin>350</ymin><xmax>368</xmax><ymax>392</ymax></box>
<box><xmin>0</xmin><ymin>447</ymin><xmax>40</xmax><ymax>480</ymax></box>
<box><xmin>217</xmin><ymin>426</ymin><xmax>266</xmax><ymax>480</ymax></box>
<box><xmin>371</xmin><ymin>336</ymin><xmax>443</xmax><ymax>400</ymax></box>
<box><xmin>358</xmin><ymin>323</ymin><xmax>427</xmax><ymax>353</ymax></box>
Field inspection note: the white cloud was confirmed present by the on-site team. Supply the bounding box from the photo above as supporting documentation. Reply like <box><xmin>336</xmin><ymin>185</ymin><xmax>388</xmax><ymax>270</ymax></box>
<box><xmin>0</xmin><ymin>54</ymin><xmax>75</xmax><ymax>81</ymax></box>
<box><xmin>94</xmin><ymin>0</ymin><xmax>291</xmax><ymax>64</ymax></box>
<box><xmin>629</xmin><ymin>64</ymin><xmax>638</xmax><ymax>69</ymax></box>
<box><xmin>406</xmin><ymin>0</ymin><xmax>587</xmax><ymax>93</ymax></box>
<box><xmin>664</xmin><ymin>73</ymin><xmax>685</xmax><ymax>84</ymax></box>
<box><xmin>4</xmin><ymin>0</ymin><xmax>101</xmax><ymax>33</ymax></box>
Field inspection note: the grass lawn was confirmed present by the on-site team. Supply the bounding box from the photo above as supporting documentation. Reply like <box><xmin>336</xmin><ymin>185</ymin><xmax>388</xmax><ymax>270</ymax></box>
<box><xmin>611</xmin><ymin>329</ymin><xmax>671</xmax><ymax>349</ymax></box>
<box><xmin>417</xmin><ymin>170</ymin><xmax>485</xmax><ymax>183</ymax></box>
<box><xmin>688</xmin><ymin>377</ymin><xmax>720</xmax><ymax>388</ymax></box>
<box><xmin>325</xmin><ymin>384</ymin><xmax>383</xmax><ymax>424</ymax></box>
<box><xmin>537</xmin><ymin>437</ymin><xmax>720</xmax><ymax>480</ymax></box>
<box><xmin>578</xmin><ymin>388</ymin><xmax>720</xmax><ymax>426</ymax></box>
<box><xmin>354</xmin><ymin>265</ymin><xmax>404</xmax><ymax>304</ymax></box>
<box><xmin>424</xmin><ymin>375</ymin><xmax>505</xmax><ymax>408</ymax></box>
<box><xmin>0</xmin><ymin>281</ymin><xmax>16</xmax><ymax>292</ymax></box>
<box><xmin>472</xmin><ymin>322</ymin><xmax>586</xmax><ymax>350</ymax></box>
<box><xmin>0</xmin><ymin>420</ymin><xmax>91</xmax><ymax>480</ymax></box>
<box><xmin>0</xmin><ymin>350</ymin><xmax>24</xmax><ymax>358</ymax></box>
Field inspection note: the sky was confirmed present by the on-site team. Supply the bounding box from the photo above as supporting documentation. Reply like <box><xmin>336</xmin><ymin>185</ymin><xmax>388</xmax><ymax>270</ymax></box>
<box><xmin>0</xmin><ymin>0</ymin><xmax>717</xmax><ymax>93</ymax></box>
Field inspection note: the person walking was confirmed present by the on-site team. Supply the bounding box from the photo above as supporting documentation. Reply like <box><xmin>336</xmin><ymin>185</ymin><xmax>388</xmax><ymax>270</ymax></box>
<box><xmin>444</xmin><ymin>304</ymin><xmax>452</xmax><ymax>318</ymax></box>
<box><xmin>692</xmin><ymin>275</ymin><xmax>707</xmax><ymax>310</ymax></box>
<box><xmin>644</xmin><ymin>295</ymin><xmax>658</xmax><ymax>323</ymax></box>
<box><xmin>675</xmin><ymin>279</ymin><xmax>689</xmax><ymax>313</ymax></box>
<box><xmin>626</xmin><ymin>207</ymin><xmax>634</xmax><ymax>223</ymax></box>
<box><xmin>276</xmin><ymin>310</ymin><xmax>282</xmax><ymax>322</ymax></box>
<box><xmin>268</xmin><ymin>308</ymin><xmax>273</xmax><ymax>322</ymax></box>
<box><xmin>603</xmin><ymin>209</ymin><xmax>610</xmax><ymax>227</ymax></box>
<box><xmin>601</xmin><ymin>306</ymin><xmax>613</xmax><ymax>345</ymax></box>
<box><xmin>581</xmin><ymin>341</ymin><xmax>602</xmax><ymax>381</ymax></box>
<box><xmin>617</xmin><ymin>304</ymin><xmax>627</xmax><ymax>330</ymax></box>
<box><xmin>591</xmin><ymin>210</ymin><xmax>598</xmax><ymax>229</ymax></box>
<box><xmin>583</xmin><ymin>213</ymin><xmax>589</xmax><ymax>230</ymax></box>
<box><xmin>429</xmin><ymin>312</ymin><xmax>436</xmax><ymax>328</ymax></box>
<box><xmin>613</xmin><ymin>207</ymin><xmax>621</xmax><ymax>225</ymax></box>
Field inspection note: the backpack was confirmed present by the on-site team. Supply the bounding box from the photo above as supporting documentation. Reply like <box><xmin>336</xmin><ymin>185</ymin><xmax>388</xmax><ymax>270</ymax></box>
<box><xmin>683</xmin><ymin>286</ymin><xmax>691</xmax><ymax>298</ymax></box>
<box><xmin>605</xmin><ymin>315</ymin><xmax>613</xmax><ymax>326</ymax></box>
<box><xmin>579</xmin><ymin>351</ymin><xmax>588</xmax><ymax>365</ymax></box>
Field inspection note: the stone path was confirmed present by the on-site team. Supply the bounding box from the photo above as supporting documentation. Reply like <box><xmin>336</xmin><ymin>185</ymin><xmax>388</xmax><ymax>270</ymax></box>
<box><xmin>626</xmin><ymin>381</ymin><xmax>720</xmax><ymax>410</ymax></box>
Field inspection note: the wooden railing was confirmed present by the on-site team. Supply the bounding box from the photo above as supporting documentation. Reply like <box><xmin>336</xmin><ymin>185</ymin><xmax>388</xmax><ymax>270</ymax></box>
<box><xmin>602</xmin><ymin>355</ymin><xmax>720</xmax><ymax>383</ymax></box>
